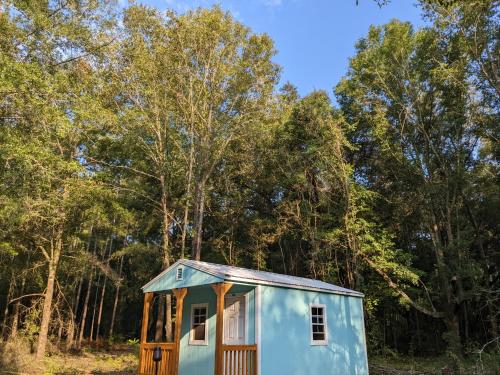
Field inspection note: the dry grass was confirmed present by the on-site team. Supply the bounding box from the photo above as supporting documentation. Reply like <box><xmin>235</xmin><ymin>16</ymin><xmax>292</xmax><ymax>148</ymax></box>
<box><xmin>0</xmin><ymin>339</ymin><xmax>138</xmax><ymax>375</ymax></box>
<box><xmin>370</xmin><ymin>353</ymin><xmax>500</xmax><ymax>375</ymax></box>
<box><xmin>0</xmin><ymin>338</ymin><xmax>34</xmax><ymax>374</ymax></box>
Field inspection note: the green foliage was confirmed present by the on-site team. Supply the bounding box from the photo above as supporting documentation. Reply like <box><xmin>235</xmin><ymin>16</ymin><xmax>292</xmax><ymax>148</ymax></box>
<box><xmin>127</xmin><ymin>338</ymin><xmax>139</xmax><ymax>346</ymax></box>
<box><xmin>336</xmin><ymin>5</ymin><xmax>499</xmax><ymax>359</ymax></box>
<box><xmin>0</xmin><ymin>0</ymin><xmax>497</xmax><ymax>368</ymax></box>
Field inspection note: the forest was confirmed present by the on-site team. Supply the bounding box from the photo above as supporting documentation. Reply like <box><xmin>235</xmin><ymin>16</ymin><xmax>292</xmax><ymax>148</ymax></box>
<box><xmin>0</xmin><ymin>0</ymin><xmax>498</xmax><ymax>373</ymax></box>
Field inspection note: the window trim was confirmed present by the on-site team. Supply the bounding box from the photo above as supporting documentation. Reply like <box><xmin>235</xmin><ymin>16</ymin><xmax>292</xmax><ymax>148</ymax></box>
<box><xmin>189</xmin><ymin>303</ymin><xmax>209</xmax><ymax>346</ymax></box>
<box><xmin>309</xmin><ymin>303</ymin><xmax>328</xmax><ymax>346</ymax></box>
<box><xmin>176</xmin><ymin>266</ymin><xmax>183</xmax><ymax>281</ymax></box>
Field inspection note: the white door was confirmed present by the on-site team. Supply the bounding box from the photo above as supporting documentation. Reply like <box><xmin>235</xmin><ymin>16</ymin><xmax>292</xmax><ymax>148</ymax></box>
<box><xmin>224</xmin><ymin>295</ymin><xmax>246</xmax><ymax>345</ymax></box>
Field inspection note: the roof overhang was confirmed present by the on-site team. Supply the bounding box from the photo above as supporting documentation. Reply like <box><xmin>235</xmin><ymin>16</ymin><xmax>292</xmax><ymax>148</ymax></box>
<box><xmin>142</xmin><ymin>259</ymin><xmax>364</xmax><ymax>298</ymax></box>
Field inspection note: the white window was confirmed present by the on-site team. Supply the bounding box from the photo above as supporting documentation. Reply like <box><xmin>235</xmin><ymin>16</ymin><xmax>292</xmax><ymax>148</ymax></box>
<box><xmin>310</xmin><ymin>304</ymin><xmax>328</xmax><ymax>345</ymax></box>
<box><xmin>190</xmin><ymin>303</ymin><xmax>208</xmax><ymax>345</ymax></box>
<box><xmin>176</xmin><ymin>266</ymin><xmax>183</xmax><ymax>281</ymax></box>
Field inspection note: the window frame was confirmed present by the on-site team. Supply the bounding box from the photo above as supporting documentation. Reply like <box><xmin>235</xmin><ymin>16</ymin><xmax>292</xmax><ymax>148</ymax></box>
<box><xmin>309</xmin><ymin>303</ymin><xmax>328</xmax><ymax>346</ymax></box>
<box><xmin>189</xmin><ymin>303</ymin><xmax>209</xmax><ymax>346</ymax></box>
<box><xmin>176</xmin><ymin>266</ymin><xmax>183</xmax><ymax>281</ymax></box>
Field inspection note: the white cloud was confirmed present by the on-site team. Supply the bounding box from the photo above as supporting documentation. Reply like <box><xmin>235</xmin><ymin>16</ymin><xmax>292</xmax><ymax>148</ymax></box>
<box><xmin>263</xmin><ymin>0</ymin><xmax>283</xmax><ymax>6</ymax></box>
<box><xmin>163</xmin><ymin>0</ymin><xmax>197</xmax><ymax>13</ymax></box>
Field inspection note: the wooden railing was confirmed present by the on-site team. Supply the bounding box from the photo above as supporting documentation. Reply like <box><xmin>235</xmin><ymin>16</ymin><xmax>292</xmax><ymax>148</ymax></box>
<box><xmin>222</xmin><ymin>344</ymin><xmax>257</xmax><ymax>375</ymax></box>
<box><xmin>139</xmin><ymin>342</ymin><xmax>175</xmax><ymax>375</ymax></box>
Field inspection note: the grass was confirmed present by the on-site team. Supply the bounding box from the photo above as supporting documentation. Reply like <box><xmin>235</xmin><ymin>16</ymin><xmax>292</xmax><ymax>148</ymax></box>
<box><xmin>43</xmin><ymin>345</ymin><xmax>138</xmax><ymax>375</ymax></box>
<box><xmin>369</xmin><ymin>352</ymin><xmax>500</xmax><ymax>375</ymax></box>
<box><xmin>2</xmin><ymin>338</ymin><xmax>499</xmax><ymax>375</ymax></box>
<box><xmin>0</xmin><ymin>339</ymin><xmax>138</xmax><ymax>375</ymax></box>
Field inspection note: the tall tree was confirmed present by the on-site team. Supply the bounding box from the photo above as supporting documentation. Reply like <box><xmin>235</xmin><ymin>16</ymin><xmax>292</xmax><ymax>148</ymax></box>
<box><xmin>164</xmin><ymin>7</ymin><xmax>279</xmax><ymax>260</ymax></box>
<box><xmin>336</xmin><ymin>19</ymin><xmax>498</xmax><ymax>357</ymax></box>
<box><xmin>0</xmin><ymin>0</ymin><xmax>116</xmax><ymax>359</ymax></box>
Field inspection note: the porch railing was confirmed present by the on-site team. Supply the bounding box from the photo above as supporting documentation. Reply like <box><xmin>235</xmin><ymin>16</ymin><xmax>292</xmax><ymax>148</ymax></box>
<box><xmin>139</xmin><ymin>342</ymin><xmax>175</xmax><ymax>375</ymax></box>
<box><xmin>222</xmin><ymin>344</ymin><xmax>257</xmax><ymax>375</ymax></box>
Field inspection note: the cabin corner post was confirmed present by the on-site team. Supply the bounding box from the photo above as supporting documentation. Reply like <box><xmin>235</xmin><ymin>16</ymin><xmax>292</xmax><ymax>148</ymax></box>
<box><xmin>172</xmin><ymin>288</ymin><xmax>187</xmax><ymax>375</ymax></box>
<box><xmin>212</xmin><ymin>282</ymin><xmax>233</xmax><ymax>375</ymax></box>
<box><xmin>139</xmin><ymin>292</ymin><xmax>153</xmax><ymax>374</ymax></box>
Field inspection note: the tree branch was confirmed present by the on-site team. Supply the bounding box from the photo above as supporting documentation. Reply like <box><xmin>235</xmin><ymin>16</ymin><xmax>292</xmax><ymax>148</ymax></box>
<box><xmin>359</xmin><ymin>252</ymin><xmax>445</xmax><ymax>319</ymax></box>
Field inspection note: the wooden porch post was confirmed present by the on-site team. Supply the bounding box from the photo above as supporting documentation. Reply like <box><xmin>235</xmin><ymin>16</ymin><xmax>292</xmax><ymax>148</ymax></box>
<box><xmin>211</xmin><ymin>282</ymin><xmax>233</xmax><ymax>375</ymax></box>
<box><xmin>171</xmin><ymin>288</ymin><xmax>187</xmax><ymax>375</ymax></box>
<box><xmin>139</xmin><ymin>292</ymin><xmax>153</xmax><ymax>374</ymax></box>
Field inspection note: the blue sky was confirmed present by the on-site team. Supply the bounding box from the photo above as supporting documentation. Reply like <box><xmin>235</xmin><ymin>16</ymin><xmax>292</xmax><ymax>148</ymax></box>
<box><xmin>130</xmin><ymin>0</ymin><xmax>425</xmax><ymax>97</ymax></box>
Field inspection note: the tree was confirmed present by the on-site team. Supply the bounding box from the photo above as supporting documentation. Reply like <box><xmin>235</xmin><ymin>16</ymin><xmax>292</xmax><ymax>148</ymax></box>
<box><xmin>336</xmin><ymin>19</ymin><xmax>498</xmax><ymax>357</ymax></box>
<box><xmin>164</xmin><ymin>7</ymin><xmax>279</xmax><ymax>260</ymax></box>
<box><xmin>0</xmin><ymin>0</ymin><xmax>116</xmax><ymax>359</ymax></box>
<box><xmin>0</xmin><ymin>0</ymin><xmax>498</xmax><ymax>368</ymax></box>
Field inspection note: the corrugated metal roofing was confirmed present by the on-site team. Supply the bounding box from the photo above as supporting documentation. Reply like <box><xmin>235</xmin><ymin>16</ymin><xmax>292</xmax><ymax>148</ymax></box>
<box><xmin>143</xmin><ymin>259</ymin><xmax>364</xmax><ymax>297</ymax></box>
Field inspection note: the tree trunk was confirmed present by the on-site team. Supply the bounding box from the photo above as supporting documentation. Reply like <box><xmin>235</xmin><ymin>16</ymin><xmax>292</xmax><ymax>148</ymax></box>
<box><xmin>96</xmin><ymin>235</ymin><xmax>113</xmax><ymax>342</ymax></box>
<box><xmin>70</xmin><ymin>275</ymin><xmax>83</xmax><ymax>347</ymax></box>
<box><xmin>73</xmin><ymin>225</ymin><xmax>93</xmax><ymax>346</ymax></box>
<box><xmin>90</xmin><ymin>236</ymin><xmax>109</xmax><ymax>343</ymax></box>
<box><xmin>155</xmin><ymin>182</ymin><xmax>172</xmax><ymax>341</ymax></box>
<box><xmin>165</xmin><ymin>294</ymin><xmax>173</xmax><ymax>342</ymax></box>
<box><xmin>89</xmin><ymin>272</ymin><xmax>101</xmax><ymax>343</ymax></box>
<box><xmin>57</xmin><ymin>311</ymin><xmax>63</xmax><ymax>347</ymax></box>
<box><xmin>78</xmin><ymin>269</ymin><xmax>94</xmax><ymax>349</ymax></box>
<box><xmin>96</xmin><ymin>276</ymin><xmax>106</xmax><ymax>344</ymax></box>
<box><xmin>11</xmin><ymin>275</ymin><xmax>25</xmax><ymax>338</ymax></box>
<box><xmin>488</xmin><ymin>302</ymin><xmax>498</xmax><ymax>339</ymax></box>
<box><xmin>415</xmin><ymin>309</ymin><xmax>422</xmax><ymax>352</ymax></box>
<box><xmin>36</xmin><ymin>235</ymin><xmax>62</xmax><ymax>360</ymax></box>
<box><xmin>109</xmin><ymin>255</ymin><xmax>123</xmax><ymax>338</ymax></box>
<box><xmin>181</xmin><ymin>125</ymin><xmax>195</xmax><ymax>259</ymax></box>
<box><xmin>159</xmin><ymin>178</ymin><xmax>171</xmax><ymax>269</ymax></box>
<box><xmin>444</xmin><ymin>314</ymin><xmax>462</xmax><ymax>361</ymax></box>
<box><xmin>76</xmin><ymin>226</ymin><xmax>93</xmax><ymax>311</ymax></box>
<box><xmin>155</xmin><ymin>296</ymin><xmax>165</xmax><ymax>342</ymax></box>
<box><xmin>192</xmin><ymin>180</ymin><xmax>206</xmax><ymax>261</ymax></box>
<box><xmin>1</xmin><ymin>272</ymin><xmax>14</xmax><ymax>340</ymax></box>
<box><xmin>66</xmin><ymin>314</ymin><xmax>75</xmax><ymax>350</ymax></box>
<box><xmin>73</xmin><ymin>276</ymin><xmax>83</xmax><ymax>318</ymax></box>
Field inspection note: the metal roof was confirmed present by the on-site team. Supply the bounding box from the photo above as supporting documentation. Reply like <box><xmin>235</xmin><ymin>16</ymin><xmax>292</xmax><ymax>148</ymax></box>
<box><xmin>145</xmin><ymin>259</ymin><xmax>363</xmax><ymax>297</ymax></box>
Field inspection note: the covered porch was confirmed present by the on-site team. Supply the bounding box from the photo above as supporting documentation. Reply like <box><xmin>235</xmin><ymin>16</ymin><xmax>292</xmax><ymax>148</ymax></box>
<box><xmin>138</xmin><ymin>278</ymin><xmax>259</xmax><ymax>375</ymax></box>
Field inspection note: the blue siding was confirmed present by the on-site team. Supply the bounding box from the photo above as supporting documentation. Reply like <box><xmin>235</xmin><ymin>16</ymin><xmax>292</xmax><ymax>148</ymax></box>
<box><xmin>179</xmin><ymin>285</ymin><xmax>217</xmax><ymax>375</ymax></box>
<box><xmin>142</xmin><ymin>263</ymin><xmax>367</xmax><ymax>374</ymax></box>
<box><xmin>179</xmin><ymin>284</ymin><xmax>257</xmax><ymax>375</ymax></box>
<box><xmin>260</xmin><ymin>286</ymin><xmax>368</xmax><ymax>375</ymax></box>
<box><xmin>143</xmin><ymin>264</ymin><xmax>223</xmax><ymax>293</ymax></box>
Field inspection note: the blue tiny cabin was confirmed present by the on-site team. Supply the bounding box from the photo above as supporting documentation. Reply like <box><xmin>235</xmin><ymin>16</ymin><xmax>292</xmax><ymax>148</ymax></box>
<box><xmin>138</xmin><ymin>259</ymin><xmax>368</xmax><ymax>375</ymax></box>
